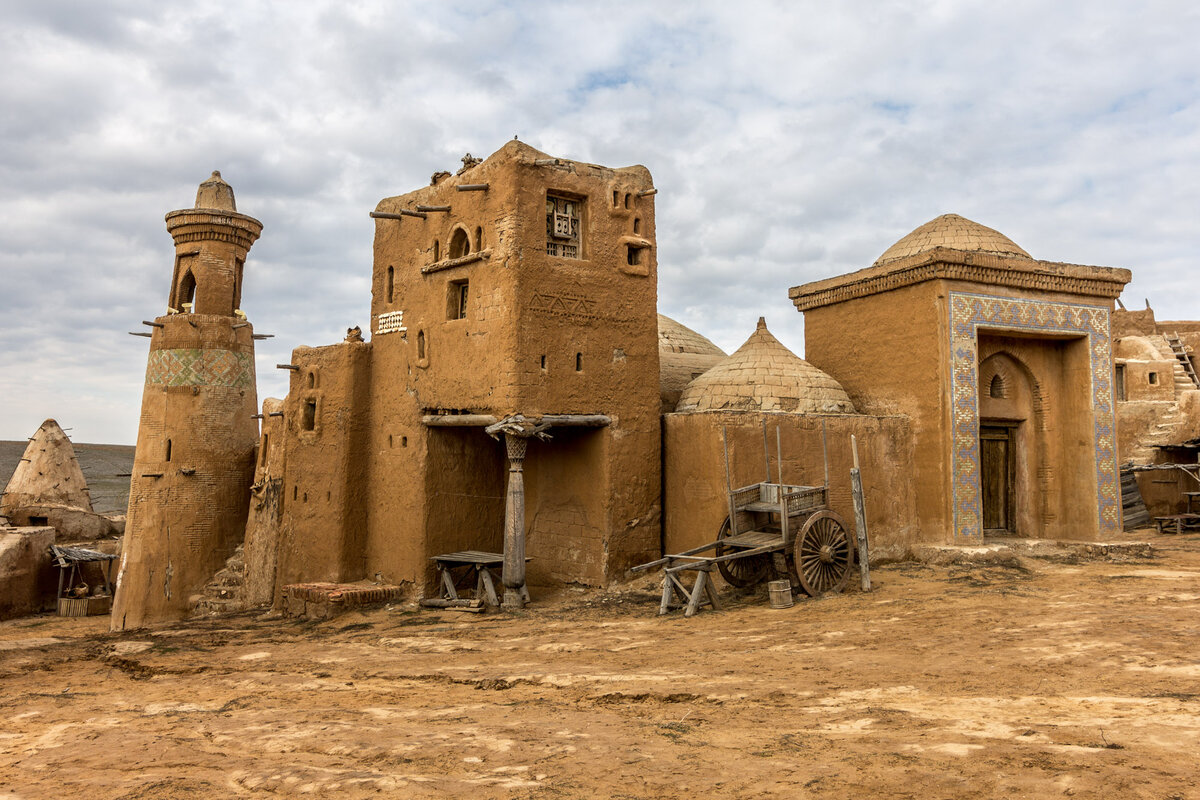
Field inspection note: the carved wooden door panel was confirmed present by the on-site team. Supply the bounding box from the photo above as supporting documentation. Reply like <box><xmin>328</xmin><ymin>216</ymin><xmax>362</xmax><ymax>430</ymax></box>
<box><xmin>980</xmin><ymin>425</ymin><xmax>1015</xmax><ymax>533</ymax></box>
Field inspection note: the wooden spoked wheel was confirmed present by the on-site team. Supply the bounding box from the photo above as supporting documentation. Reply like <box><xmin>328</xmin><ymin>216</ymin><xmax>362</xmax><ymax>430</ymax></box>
<box><xmin>791</xmin><ymin>511</ymin><xmax>853</xmax><ymax>596</ymax></box>
<box><xmin>714</xmin><ymin>517</ymin><xmax>771</xmax><ymax>588</ymax></box>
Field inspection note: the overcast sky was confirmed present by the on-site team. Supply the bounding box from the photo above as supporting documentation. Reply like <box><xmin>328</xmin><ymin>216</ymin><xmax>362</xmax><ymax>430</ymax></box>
<box><xmin>1</xmin><ymin>1</ymin><xmax>1197</xmax><ymax>444</ymax></box>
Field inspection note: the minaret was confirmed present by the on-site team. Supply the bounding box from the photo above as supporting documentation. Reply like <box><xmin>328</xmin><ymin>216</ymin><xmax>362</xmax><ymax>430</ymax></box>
<box><xmin>112</xmin><ymin>172</ymin><xmax>263</xmax><ymax>630</ymax></box>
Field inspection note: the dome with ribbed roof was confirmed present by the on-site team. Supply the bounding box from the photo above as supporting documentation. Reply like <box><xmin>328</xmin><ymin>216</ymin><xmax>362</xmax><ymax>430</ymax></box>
<box><xmin>658</xmin><ymin>314</ymin><xmax>725</xmax><ymax>356</ymax></box>
<box><xmin>659</xmin><ymin>314</ymin><xmax>727</xmax><ymax>413</ymax></box>
<box><xmin>676</xmin><ymin>318</ymin><xmax>856</xmax><ymax>414</ymax></box>
<box><xmin>873</xmin><ymin>213</ymin><xmax>1030</xmax><ymax>267</ymax></box>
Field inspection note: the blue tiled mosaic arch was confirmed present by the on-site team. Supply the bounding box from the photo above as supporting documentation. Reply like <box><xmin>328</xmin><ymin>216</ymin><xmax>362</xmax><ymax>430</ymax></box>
<box><xmin>949</xmin><ymin>292</ymin><xmax>1119</xmax><ymax>540</ymax></box>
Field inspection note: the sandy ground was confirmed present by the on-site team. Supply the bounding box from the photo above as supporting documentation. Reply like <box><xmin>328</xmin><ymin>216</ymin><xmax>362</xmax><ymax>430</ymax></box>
<box><xmin>1</xmin><ymin>533</ymin><xmax>1198</xmax><ymax>799</ymax></box>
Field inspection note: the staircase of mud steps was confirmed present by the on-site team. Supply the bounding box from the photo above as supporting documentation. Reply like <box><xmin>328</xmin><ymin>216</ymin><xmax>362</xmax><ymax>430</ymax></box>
<box><xmin>189</xmin><ymin>544</ymin><xmax>248</xmax><ymax>616</ymax></box>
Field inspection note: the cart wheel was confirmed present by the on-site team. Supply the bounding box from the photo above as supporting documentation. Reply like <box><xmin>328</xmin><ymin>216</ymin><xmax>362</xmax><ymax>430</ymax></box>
<box><xmin>714</xmin><ymin>516</ymin><xmax>770</xmax><ymax>588</ymax></box>
<box><xmin>791</xmin><ymin>511</ymin><xmax>853</xmax><ymax>596</ymax></box>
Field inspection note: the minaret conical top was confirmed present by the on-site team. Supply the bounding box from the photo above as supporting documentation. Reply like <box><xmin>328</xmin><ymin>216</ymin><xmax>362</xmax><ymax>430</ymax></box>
<box><xmin>195</xmin><ymin>170</ymin><xmax>236</xmax><ymax>211</ymax></box>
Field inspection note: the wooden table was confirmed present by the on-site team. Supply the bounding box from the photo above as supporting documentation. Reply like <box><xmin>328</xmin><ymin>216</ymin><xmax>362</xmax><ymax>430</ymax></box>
<box><xmin>431</xmin><ymin>551</ymin><xmax>529</xmax><ymax>607</ymax></box>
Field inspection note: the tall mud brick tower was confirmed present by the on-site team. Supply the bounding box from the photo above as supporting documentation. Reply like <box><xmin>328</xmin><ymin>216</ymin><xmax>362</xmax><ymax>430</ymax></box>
<box><xmin>112</xmin><ymin>172</ymin><xmax>262</xmax><ymax>629</ymax></box>
<box><xmin>270</xmin><ymin>141</ymin><xmax>661</xmax><ymax>603</ymax></box>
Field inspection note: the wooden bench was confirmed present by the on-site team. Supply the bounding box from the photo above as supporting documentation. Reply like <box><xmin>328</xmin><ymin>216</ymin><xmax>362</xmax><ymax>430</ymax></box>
<box><xmin>1153</xmin><ymin>514</ymin><xmax>1200</xmax><ymax>535</ymax></box>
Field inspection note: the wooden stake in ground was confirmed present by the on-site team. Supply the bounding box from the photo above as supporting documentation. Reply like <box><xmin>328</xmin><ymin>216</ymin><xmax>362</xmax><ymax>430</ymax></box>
<box><xmin>850</xmin><ymin>434</ymin><xmax>871</xmax><ymax>592</ymax></box>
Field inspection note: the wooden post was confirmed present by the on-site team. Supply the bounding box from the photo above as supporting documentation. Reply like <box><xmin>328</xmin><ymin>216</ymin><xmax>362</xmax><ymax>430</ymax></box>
<box><xmin>850</xmin><ymin>434</ymin><xmax>871</xmax><ymax>592</ymax></box>
<box><xmin>722</xmin><ymin>427</ymin><xmax>738</xmax><ymax>538</ymax></box>
<box><xmin>502</xmin><ymin>434</ymin><xmax>529</xmax><ymax>608</ymax></box>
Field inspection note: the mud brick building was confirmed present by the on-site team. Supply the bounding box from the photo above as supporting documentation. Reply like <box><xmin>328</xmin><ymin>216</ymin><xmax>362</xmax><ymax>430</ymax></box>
<box><xmin>259</xmin><ymin>141</ymin><xmax>661</xmax><ymax>605</ymax></box>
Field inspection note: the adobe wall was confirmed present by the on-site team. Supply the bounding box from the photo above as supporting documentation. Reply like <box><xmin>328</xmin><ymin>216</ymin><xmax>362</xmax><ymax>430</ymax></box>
<box><xmin>801</xmin><ymin>281</ymin><xmax>952</xmax><ymax>541</ymax></box>
<box><xmin>663</xmin><ymin>412</ymin><xmax>916</xmax><ymax>567</ymax></box>
<box><xmin>361</xmin><ymin>339</ymin><xmax>428</xmax><ymax>589</ymax></box>
<box><xmin>241</xmin><ymin>397</ymin><xmax>286</xmax><ymax>607</ymax></box>
<box><xmin>275</xmin><ymin>342</ymin><xmax>372</xmax><ymax>592</ymax></box>
<box><xmin>524</xmin><ymin>427</ymin><xmax>611</xmax><ymax>585</ymax></box>
<box><xmin>1111</xmin><ymin>307</ymin><xmax>1156</xmax><ymax>339</ymax></box>
<box><xmin>112</xmin><ymin>314</ymin><xmax>258</xmax><ymax>629</ymax></box>
<box><xmin>0</xmin><ymin>527</ymin><xmax>56</xmax><ymax>620</ymax></box>
<box><xmin>420</xmin><ymin>428</ymin><xmax>506</xmax><ymax>588</ymax></box>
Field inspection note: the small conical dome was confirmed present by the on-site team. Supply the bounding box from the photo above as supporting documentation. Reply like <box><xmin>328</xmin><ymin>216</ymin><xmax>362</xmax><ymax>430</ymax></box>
<box><xmin>659</xmin><ymin>314</ymin><xmax>727</xmax><ymax>413</ymax></box>
<box><xmin>873</xmin><ymin>213</ymin><xmax>1030</xmax><ymax>267</ymax></box>
<box><xmin>676</xmin><ymin>318</ymin><xmax>856</xmax><ymax>414</ymax></box>
<box><xmin>195</xmin><ymin>170</ymin><xmax>237</xmax><ymax>211</ymax></box>
<box><xmin>1</xmin><ymin>419</ymin><xmax>92</xmax><ymax>514</ymax></box>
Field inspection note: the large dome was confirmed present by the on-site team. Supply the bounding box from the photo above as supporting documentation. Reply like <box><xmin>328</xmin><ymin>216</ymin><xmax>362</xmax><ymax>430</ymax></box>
<box><xmin>873</xmin><ymin>213</ymin><xmax>1030</xmax><ymax>267</ymax></box>
<box><xmin>658</xmin><ymin>314</ymin><xmax>727</xmax><ymax>413</ymax></box>
<box><xmin>675</xmin><ymin>318</ymin><xmax>856</xmax><ymax>414</ymax></box>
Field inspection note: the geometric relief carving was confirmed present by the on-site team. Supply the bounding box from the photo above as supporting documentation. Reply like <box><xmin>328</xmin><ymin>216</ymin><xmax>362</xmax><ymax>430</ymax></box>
<box><xmin>949</xmin><ymin>292</ymin><xmax>1118</xmax><ymax>541</ymax></box>
<box><xmin>145</xmin><ymin>348</ymin><xmax>255</xmax><ymax>389</ymax></box>
<box><xmin>528</xmin><ymin>292</ymin><xmax>601</xmax><ymax>320</ymax></box>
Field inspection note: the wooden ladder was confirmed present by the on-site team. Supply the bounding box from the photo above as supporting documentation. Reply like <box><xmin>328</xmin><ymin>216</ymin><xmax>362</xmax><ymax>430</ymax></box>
<box><xmin>1165</xmin><ymin>332</ymin><xmax>1200</xmax><ymax>388</ymax></box>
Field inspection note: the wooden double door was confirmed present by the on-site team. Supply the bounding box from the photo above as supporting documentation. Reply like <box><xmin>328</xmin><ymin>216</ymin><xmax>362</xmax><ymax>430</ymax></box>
<box><xmin>980</xmin><ymin>423</ymin><xmax>1017</xmax><ymax>534</ymax></box>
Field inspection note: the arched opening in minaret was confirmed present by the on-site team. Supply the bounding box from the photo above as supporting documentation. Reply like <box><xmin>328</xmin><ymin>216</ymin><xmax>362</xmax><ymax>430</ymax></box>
<box><xmin>178</xmin><ymin>270</ymin><xmax>197</xmax><ymax>312</ymax></box>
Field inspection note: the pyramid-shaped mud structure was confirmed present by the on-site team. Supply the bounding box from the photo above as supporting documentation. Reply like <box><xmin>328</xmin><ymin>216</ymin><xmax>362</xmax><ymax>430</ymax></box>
<box><xmin>1</xmin><ymin>419</ymin><xmax>92</xmax><ymax>515</ymax></box>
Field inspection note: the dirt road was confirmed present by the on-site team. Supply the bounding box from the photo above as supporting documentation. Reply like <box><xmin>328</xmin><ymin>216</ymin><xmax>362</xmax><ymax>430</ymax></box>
<box><xmin>2</xmin><ymin>534</ymin><xmax>1198</xmax><ymax>799</ymax></box>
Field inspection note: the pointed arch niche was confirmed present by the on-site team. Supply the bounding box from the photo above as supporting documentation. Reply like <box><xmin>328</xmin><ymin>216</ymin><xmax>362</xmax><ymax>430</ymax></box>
<box><xmin>949</xmin><ymin>292</ymin><xmax>1118</xmax><ymax>542</ymax></box>
<box><xmin>977</xmin><ymin>350</ymin><xmax>1044</xmax><ymax>536</ymax></box>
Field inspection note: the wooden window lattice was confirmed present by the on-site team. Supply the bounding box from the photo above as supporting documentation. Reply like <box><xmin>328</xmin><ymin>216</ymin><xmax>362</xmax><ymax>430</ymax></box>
<box><xmin>546</xmin><ymin>195</ymin><xmax>581</xmax><ymax>259</ymax></box>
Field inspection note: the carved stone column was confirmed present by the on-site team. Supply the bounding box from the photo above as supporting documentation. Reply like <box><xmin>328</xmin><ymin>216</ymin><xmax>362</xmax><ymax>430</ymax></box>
<box><xmin>502</xmin><ymin>433</ymin><xmax>530</xmax><ymax>608</ymax></box>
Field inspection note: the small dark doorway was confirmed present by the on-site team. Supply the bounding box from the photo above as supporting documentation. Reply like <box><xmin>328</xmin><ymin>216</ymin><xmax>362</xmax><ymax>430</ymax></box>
<box><xmin>980</xmin><ymin>423</ymin><xmax>1017</xmax><ymax>533</ymax></box>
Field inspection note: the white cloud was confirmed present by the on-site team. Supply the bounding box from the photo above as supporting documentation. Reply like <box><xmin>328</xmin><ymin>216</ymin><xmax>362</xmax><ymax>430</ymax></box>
<box><xmin>1</xmin><ymin>0</ymin><xmax>1198</xmax><ymax>441</ymax></box>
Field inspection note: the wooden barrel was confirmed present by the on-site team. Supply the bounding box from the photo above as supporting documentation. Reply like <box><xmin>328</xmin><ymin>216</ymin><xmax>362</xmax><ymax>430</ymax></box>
<box><xmin>767</xmin><ymin>579</ymin><xmax>794</xmax><ymax>609</ymax></box>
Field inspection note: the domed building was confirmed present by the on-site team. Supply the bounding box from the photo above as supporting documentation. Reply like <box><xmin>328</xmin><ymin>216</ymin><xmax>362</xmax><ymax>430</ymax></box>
<box><xmin>675</xmin><ymin>317</ymin><xmax>855</xmax><ymax>414</ymax></box>
<box><xmin>790</xmin><ymin>213</ymin><xmax>1132</xmax><ymax>544</ymax></box>
<box><xmin>663</xmin><ymin>317</ymin><xmax>915</xmax><ymax>561</ymax></box>
<box><xmin>657</xmin><ymin>314</ymin><xmax>726</xmax><ymax>413</ymax></box>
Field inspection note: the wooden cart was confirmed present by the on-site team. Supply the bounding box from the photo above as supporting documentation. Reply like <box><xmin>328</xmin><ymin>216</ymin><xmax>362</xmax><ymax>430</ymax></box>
<box><xmin>634</xmin><ymin>423</ymin><xmax>853</xmax><ymax>616</ymax></box>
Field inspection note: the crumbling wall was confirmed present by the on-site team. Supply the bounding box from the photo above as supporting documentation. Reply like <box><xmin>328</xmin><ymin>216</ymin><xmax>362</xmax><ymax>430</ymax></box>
<box><xmin>241</xmin><ymin>397</ymin><xmax>286</xmax><ymax>607</ymax></box>
<box><xmin>0</xmin><ymin>527</ymin><xmax>55</xmax><ymax>619</ymax></box>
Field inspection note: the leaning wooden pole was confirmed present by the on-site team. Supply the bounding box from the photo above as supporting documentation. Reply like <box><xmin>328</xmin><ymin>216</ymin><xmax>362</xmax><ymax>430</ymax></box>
<box><xmin>502</xmin><ymin>434</ymin><xmax>529</xmax><ymax>608</ymax></box>
<box><xmin>850</xmin><ymin>434</ymin><xmax>871</xmax><ymax>592</ymax></box>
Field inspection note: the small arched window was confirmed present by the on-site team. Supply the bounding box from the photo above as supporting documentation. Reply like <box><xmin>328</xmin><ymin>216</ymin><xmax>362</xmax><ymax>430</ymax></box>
<box><xmin>386</xmin><ymin>266</ymin><xmax>394</xmax><ymax>304</ymax></box>
<box><xmin>433</xmin><ymin>239</ymin><xmax>440</xmax><ymax>262</ymax></box>
<box><xmin>417</xmin><ymin>330</ymin><xmax>426</xmax><ymax>360</ymax></box>
<box><xmin>474</xmin><ymin>226</ymin><xmax>483</xmax><ymax>251</ymax></box>
<box><xmin>989</xmin><ymin>374</ymin><xmax>1006</xmax><ymax>399</ymax></box>
<box><xmin>178</xmin><ymin>270</ymin><xmax>197</xmax><ymax>312</ymax></box>
<box><xmin>165</xmin><ymin>439</ymin><xmax>172</xmax><ymax>462</ymax></box>
<box><xmin>449</xmin><ymin>227</ymin><xmax>471</xmax><ymax>259</ymax></box>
